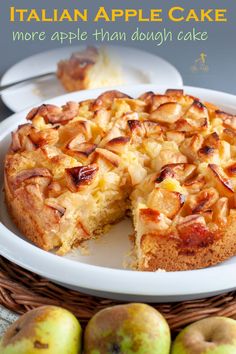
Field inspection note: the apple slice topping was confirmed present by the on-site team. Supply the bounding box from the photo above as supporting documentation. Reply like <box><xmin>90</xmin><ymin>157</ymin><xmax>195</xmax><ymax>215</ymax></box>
<box><xmin>138</xmin><ymin>91</ymin><xmax>154</xmax><ymax>105</ymax></box>
<box><xmin>225</xmin><ymin>163</ymin><xmax>236</xmax><ymax>177</ymax></box>
<box><xmin>197</xmin><ymin>133</ymin><xmax>220</xmax><ymax>161</ymax></box>
<box><xmin>47</xmin><ymin>181</ymin><xmax>62</xmax><ymax>198</ymax></box>
<box><xmin>11</xmin><ymin>131</ymin><xmax>22</xmax><ymax>152</ymax></box>
<box><xmin>153</xmin><ymin>149</ymin><xmax>187</xmax><ymax>172</ymax></box>
<box><xmin>180</xmin><ymin>134</ymin><xmax>204</xmax><ymax>162</ymax></box>
<box><xmin>26</xmin><ymin>104</ymin><xmax>61</xmax><ymax>122</ymax></box>
<box><xmin>183</xmin><ymin>100</ymin><xmax>209</xmax><ymax>121</ymax></box>
<box><xmin>105</xmin><ymin>136</ymin><xmax>130</xmax><ymax>155</ymax></box>
<box><xmin>213</xmin><ymin>197</ymin><xmax>229</xmax><ymax>225</ymax></box>
<box><xmin>65</xmin><ymin>164</ymin><xmax>98</xmax><ymax>192</ymax></box>
<box><xmin>166</xmin><ymin>131</ymin><xmax>185</xmax><ymax>145</ymax></box>
<box><xmin>156</xmin><ymin>163</ymin><xmax>196</xmax><ymax>184</ymax></box>
<box><xmin>143</xmin><ymin>120</ymin><xmax>163</xmax><ymax>136</ymax></box>
<box><xmin>128</xmin><ymin>163</ymin><xmax>147</xmax><ymax>186</ymax></box>
<box><xmin>10</xmin><ymin>124</ymin><xmax>36</xmax><ymax>152</ymax></box>
<box><xmin>128</xmin><ymin>120</ymin><xmax>162</xmax><ymax>138</ymax></box>
<box><xmin>139</xmin><ymin>208</ymin><xmax>171</xmax><ymax>231</ymax></box>
<box><xmin>27</xmin><ymin>102</ymin><xmax>79</xmax><ymax>124</ymax></box>
<box><xmin>150</xmin><ymin>102</ymin><xmax>183</xmax><ymax>123</ymax></box>
<box><xmin>127</xmin><ymin>120</ymin><xmax>146</xmax><ymax>137</ymax></box>
<box><xmin>147</xmin><ymin>188</ymin><xmax>185</xmax><ymax>219</ymax></box>
<box><xmin>66</xmin><ymin>134</ymin><xmax>86</xmax><ymax>150</ymax></box>
<box><xmin>91</xmin><ymin>90</ymin><xmax>131</xmax><ymax>110</ymax></box>
<box><xmin>187</xmin><ymin>187</ymin><xmax>219</xmax><ymax>213</ymax></box>
<box><xmin>222</xmin><ymin>128</ymin><xmax>236</xmax><ymax>144</ymax></box>
<box><xmin>203</xmin><ymin>132</ymin><xmax>220</xmax><ymax>148</ymax></box>
<box><xmin>29</xmin><ymin>128</ymin><xmax>59</xmax><ymax>147</ymax></box>
<box><xmin>149</xmin><ymin>94</ymin><xmax>175</xmax><ymax>112</ymax></box>
<box><xmin>183</xmin><ymin>175</ymin><xmax>206</xmax><ymax>194</ymax></box>
<box><xmin>66</xmin><ymin>143</ymin><xmax>97</xmax><ymax>162</ymax></box>
<box><xmin>216</xmin><ymin>110</ymin><xmax>236</xmax><ymax>130</ymax></box>
<box><xmin>93</xmin><ymin>108</ymin><xmax>111</xmax><ymax>131</ymax></box>
<box><xmin>174</xmin><ymin>117</ymin><xmax>208</xmax><ymax>132</ymax></box>
<box><xmin>69</xmin><ymin>141</ymin><xmax>97</xmax><ymax>156</ymax></box>
<box><xmin>208</xmin><ymin>164</ymin><xmax>234</xmax><ymax>198</ymax></box>
<box><xmin>94</xmin><ymin>148</ymin><xmax>121</xmax><ymax>167</ymax></box>
<box><xmin>14</xmin><ymin>168</ymin><xmax>52</xmax><ymax>187</ymax></box>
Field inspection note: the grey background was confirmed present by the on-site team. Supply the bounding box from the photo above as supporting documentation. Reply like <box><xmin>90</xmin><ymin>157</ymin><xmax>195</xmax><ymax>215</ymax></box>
<box><xmin>0</xmin><ymin>0</ymin><xmax>235</xmax><ymax>120</ymax></box>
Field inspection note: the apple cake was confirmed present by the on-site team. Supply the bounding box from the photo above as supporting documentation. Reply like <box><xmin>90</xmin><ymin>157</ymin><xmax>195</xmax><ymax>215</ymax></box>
<box><xmin>57</xmin><ymin>46</ymin><xmax>123</xmax><ymax>92</ymax></box>
<box><xmin>4</xmin><ymin>89</ymin><xmax>236</xmax><ymax>271</ymax></box>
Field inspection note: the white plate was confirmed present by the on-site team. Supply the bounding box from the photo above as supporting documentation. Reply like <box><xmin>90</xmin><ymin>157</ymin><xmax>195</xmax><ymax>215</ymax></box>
<box><xmin>0</xmin><ymin>84</ymin><xmax>236</xmax><ymax>302</ymax></box>
<box><xmin>1</xmin><ymin>45</ymin><xmax>183</xmax><ymax>112</ymax></box>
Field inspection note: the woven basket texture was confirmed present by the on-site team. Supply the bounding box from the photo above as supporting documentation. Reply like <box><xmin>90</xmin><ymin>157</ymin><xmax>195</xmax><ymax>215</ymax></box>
<box><xmin>0</xmin><ymin>256</ymin><xmax>236</xmax><ymax>334</ymax></box>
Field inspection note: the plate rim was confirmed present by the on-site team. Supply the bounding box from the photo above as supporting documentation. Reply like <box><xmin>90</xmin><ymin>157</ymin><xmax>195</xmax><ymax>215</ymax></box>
<box><xmin>0</xmin><ymin>84</ymin><xmax>236</xmax><ymax>299</ymax></box>
<box><xmin>0</xmin><ymin>44</ymin><xmax>183</xmax><ymax>112</ymax></box>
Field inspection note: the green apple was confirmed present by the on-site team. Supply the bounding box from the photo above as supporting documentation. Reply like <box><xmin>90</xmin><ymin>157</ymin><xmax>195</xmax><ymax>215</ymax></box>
<box><xmin>84</xmin><ymin>302</ymin><xmax>171</xmax><ymax>354</ymax></box>
<box><xmin>0</xmin><ymin>305</ymin><xmax>82</xmax><ymax>353</ymax></box>
<box><xmin>171</xmin><ymin>316</ymin><xmax>236</xmax><ymax>354</ymax></box>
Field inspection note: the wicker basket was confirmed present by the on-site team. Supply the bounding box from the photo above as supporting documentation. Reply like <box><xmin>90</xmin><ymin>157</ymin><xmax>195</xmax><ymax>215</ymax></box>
<box><xmin>0</xmin><ymin>256</ymin><xmax>236</xmax><ymax>334</ymax></box>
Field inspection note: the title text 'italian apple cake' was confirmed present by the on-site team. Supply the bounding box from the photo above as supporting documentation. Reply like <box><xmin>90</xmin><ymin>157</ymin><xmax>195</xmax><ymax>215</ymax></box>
<box><xmin>4</xmin><ymin>89</ymin><xmax>236</xmax><ymax>271</ymax></box>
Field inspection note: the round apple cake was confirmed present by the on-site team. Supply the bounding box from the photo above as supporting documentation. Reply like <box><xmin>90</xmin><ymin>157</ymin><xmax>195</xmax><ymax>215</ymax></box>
<box><xmin>4</xmin><ymin>89</ymin><xmax>236</xmax><ymax>271</ymax></box>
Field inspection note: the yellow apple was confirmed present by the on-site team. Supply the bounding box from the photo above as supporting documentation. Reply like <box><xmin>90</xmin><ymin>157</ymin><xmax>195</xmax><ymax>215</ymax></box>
<box><xmin>84</xmin><ymin>303</ymin><xmax>171</xmax><ymax>353</ymax></box>
<box><xmin>0</xmin><ymin>305</ymin><xmax>82</xmax><ymax>353</ymax></box>
<box><xmin>171</xmin><ymin>316</ymin><xmax>236</xmax><ymax>354</ymax></box>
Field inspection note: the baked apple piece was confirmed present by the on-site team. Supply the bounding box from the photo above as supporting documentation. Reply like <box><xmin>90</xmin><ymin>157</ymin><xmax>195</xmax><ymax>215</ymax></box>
<box><xmin>150</xmin><ymin>102</ymin><xmax>182</xmax><ymax>123</ymax></box>
<box><xmin>147</xmin><ymin>187</ymin><xmax>185</xmax><ymax>219</ymax></box>
<box><xmin>208</xmin><ymin>164</ymin><xmax>234</xmax><ymax>198</ymax></box>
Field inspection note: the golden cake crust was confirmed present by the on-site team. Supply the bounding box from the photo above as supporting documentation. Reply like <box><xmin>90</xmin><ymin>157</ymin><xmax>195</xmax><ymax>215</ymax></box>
<box><xmin>4</xmin><ymin>88</ymin><xmax>236</xmax><ymax>271</ymax></box>
<box><xmin>139</xmin><ymin>212</ymin><xmax>236</xmax><ymax>271</ymax></box>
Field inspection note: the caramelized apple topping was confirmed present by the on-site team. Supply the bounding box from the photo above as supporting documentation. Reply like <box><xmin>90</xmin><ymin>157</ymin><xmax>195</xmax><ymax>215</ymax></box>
<box><xmin>222</xmin><ymin>128</ymin><xmax>236</xmax><ymax>144</ymax></box>
<box><xmin>29</xmin><ymin>129</ymin><xmax>59</xmax><ymax>147</ymax></box>
<box><xmin>105</xmin><ymin>137</ymin><xmax>130</xmax><ymax>154</ymax></box>
<box><xmin>138</xmin><ymin>91</ymin><xmax>154</xmax><ymax>104</ymax></box>
<box><xmin>213</xmin><ymin>197</ymin><xmax>229</xmax><ymax>225</ymax></box>
<box><xmin>184</xmin><ymin>175</ymin><xmax>206</xmax><ymax>194</ymax></box>
<box><xmin>208</xmin><ymin>164</ymin><xmax>234</xmax><ymax>198</ymax></box>
<box><xmin>95</xmin><ymin>148</ymin><xmax>121</xmax><ymax>167</ymax></box>
<box><xmin>180</xmin><ymin>134</ymin><xmax>204</xmax><ymax>162</ymax></box>
<box><xmin>139</xmin><ymin>208</ymin><xmax>171</xmax><ymax>231</ymax></box>
<box><xmin>166</xmin><ymin>131</ymin><xmax>185</xmax><ymax>145</ymax></box>
<box><xmin>27</xmin><ymin>102</ymin><xmax>79</xmax><ymax>124</ymax></box>
<box><xmin>150</xmin><ymin>102</ymin><xmax>182</xmax><ymax>123</ymax></box>
<box><xmin>65</xmin><ymin>164</ymin><xmax>98</xmax><ymax>192</ymax></box>
<box><xmin>14</xmin><ymin>168</ymin><xmax>52</xmax><ymax>186</ymax></box>
<box><xmin>47</xmin><ymin>181</ymin><xmax>62</xmax><ymax>198</ymax></box>
<box><xmin>147</xmin><ymin>188</ymin><xmax>185</xmax><ymax>218</ymax></box>
<box><xmin>225</xmin><ymin>163</ymin><xmax>236</xmax><ymax>177</ymax></box>
<box><xmin>187</xmin><ymin>187</ymin><xmax>219</xmax><ymax>213</ymax></box>
<box><xmin>91</xmin><ymin>90</ymin><xmax>131</xmax><ymax>110</ymax></box>
<box><xmin>127</xmin><ymin>120</ymin><xmax>145</xmax><ymax>136</ymax></box>
<box><xmin>156</xmin><ymin>163</ymin><xmax>196</xmax><ymax>183</ymax></box>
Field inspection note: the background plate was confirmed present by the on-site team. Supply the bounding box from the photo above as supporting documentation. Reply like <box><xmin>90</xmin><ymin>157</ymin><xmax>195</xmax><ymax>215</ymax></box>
<box><xmin>0</xmin><ymin>45</ymin><xmax>183</xmax><ymax>112</ymax></box>
<box><xmin>0</xmin><ymin>84</ymin><xmax>236</xmax><ymax>302</ymax></box>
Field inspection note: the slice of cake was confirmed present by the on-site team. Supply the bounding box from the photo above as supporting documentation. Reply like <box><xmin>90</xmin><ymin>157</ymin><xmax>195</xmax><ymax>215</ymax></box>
<box><xmin>57</xmin><ymin>46</ymin><xmax>123</xmax><ymax>92</ymax></box>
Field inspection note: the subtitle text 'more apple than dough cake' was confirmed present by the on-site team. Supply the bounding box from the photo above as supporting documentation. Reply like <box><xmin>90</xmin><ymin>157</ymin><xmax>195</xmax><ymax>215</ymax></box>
<box><xmin>4</xmin><ymin>89</ymin><xmax>236</xmax><ymax>271</ymax></box>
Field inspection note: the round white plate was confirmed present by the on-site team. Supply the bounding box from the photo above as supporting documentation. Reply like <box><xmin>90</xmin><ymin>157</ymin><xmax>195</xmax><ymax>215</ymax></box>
<box><xmin>0</xmin><ymin>84</ymin><xmax>236</xmax><ymax>302</ymax></box>
<box><xmin>1</xmin><ymin>45</ymin><xmax>183</xmax><ymax>112</ymax></box>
